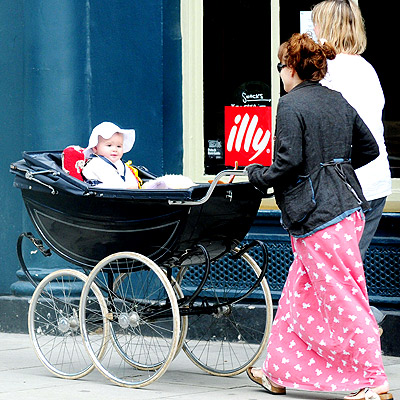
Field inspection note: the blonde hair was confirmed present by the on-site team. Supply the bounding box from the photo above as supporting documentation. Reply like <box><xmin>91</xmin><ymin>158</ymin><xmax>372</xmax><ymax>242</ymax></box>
<box><xmin>312</xmin><ymin>0</ymin><xmax>367</xmax><ymax>54</ymax></box>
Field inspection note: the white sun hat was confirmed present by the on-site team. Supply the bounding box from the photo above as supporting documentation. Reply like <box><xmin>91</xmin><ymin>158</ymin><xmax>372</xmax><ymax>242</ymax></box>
<box><xmin>83</xmin><ymin>121</ymin><xmax>136</xmax><ymax>158</ymax></box>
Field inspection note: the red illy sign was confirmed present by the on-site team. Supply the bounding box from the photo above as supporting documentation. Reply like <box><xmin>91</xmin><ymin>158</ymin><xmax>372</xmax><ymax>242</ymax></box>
<box><xmin>224</xmin><ymin>106</ymin><xmax>272</xmax><ymax>167</ymax></box>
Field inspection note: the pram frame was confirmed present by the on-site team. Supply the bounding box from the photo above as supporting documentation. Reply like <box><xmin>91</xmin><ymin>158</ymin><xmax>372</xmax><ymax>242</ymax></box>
<box><xmin>10</xmin><ymin>150</ymin><xmax>274</xmax><ymax>388</ymax></box>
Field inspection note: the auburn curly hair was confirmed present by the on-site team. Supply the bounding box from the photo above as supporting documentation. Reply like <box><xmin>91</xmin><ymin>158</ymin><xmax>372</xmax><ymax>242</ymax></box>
<box><xmin>278</xmin><ymin>33</ymin><xmax>336</xmax><ymax>82</ymax></box>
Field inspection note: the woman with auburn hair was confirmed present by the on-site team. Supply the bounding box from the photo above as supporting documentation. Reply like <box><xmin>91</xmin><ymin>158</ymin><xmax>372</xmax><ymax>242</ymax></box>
<box><xmin>312</xmin><ymin>0</ymin><xmax>391</xmax><ymax>261</ymax></box>
<box><xmin>245</xmin><ymin>33</ymin><xmax>392</xmax><ymax>400</ymax></box>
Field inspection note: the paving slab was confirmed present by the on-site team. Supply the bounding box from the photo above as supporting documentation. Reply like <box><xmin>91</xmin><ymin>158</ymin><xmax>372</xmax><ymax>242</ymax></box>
<box><xmin>0</xmin><ymin>333</ymin><xmax>398</xmax><ymax>400</ymax></box>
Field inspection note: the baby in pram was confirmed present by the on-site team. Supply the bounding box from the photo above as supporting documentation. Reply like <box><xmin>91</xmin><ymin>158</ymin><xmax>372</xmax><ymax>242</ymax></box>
<box><xmin>82</xmin><ymin>122</ymin><xmax>141</xmax><ymax>189</ymax></box>
<box><xmin>79</xmin><ymin>121</ymin><xmax>195</xmax><ymax>190</ymax></box>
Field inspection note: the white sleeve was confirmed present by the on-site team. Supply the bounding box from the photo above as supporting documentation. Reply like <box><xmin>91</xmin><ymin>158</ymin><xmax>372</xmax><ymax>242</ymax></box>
<box><xmin>82</xmin><ymin>158</ymin><xmax>102</xmax><ymax>181</ymax></box>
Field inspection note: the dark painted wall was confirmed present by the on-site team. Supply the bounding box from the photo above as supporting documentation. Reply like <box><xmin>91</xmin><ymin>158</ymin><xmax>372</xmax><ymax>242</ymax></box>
<box><xmin>0</xmin><ymin>0</ymin><xmax>182</xmax><ymax>294</ymax></box>
<box><xmin>0</xmin><ymin>1</ymin><xmax>25</xmax><ymax>295</ymax></box>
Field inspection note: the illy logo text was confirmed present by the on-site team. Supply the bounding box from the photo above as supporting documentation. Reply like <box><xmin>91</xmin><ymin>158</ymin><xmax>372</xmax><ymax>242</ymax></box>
<box><xmin>226</xmin><ymin>112</ymin><xmax>271</xmax><ymax>162</ymax></box>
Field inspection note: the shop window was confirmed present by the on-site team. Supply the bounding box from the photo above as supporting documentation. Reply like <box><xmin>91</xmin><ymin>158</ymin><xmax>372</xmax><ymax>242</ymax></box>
<box><xmin>203</xmin><ymin>0</ymin><xmax>271</xmax><ymax>174</ymax></box>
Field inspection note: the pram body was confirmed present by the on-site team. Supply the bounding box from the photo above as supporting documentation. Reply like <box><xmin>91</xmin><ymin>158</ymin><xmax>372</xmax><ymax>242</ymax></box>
<box><xmin>12</xmin><ymin>151</ymin><xmax>262</xmax><ymax>267</ymax></box>
<box><xmin>10</xmin><ymin>150</ymin><xmax>273</xmax><ymax>388</ymax></box>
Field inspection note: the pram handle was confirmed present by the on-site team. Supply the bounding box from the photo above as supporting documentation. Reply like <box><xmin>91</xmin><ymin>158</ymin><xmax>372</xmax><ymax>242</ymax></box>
<box><xmin>168</xmin><ymin>169</ymin><xmax>248</xmax><ymax>206</ymax></box>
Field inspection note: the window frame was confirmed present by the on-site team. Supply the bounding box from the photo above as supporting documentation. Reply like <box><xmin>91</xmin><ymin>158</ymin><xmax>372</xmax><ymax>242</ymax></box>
<box><xmin>181</xmin><ymin>0</ymin><xmax>280</xmax><ymax>183</ymax></box>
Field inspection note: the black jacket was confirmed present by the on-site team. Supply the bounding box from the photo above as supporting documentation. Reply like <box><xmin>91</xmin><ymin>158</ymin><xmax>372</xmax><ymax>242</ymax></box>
<box><xmin>247</xmin><ymin>81</ymin><xmax>379</xmax><ymax>237</ymax></box>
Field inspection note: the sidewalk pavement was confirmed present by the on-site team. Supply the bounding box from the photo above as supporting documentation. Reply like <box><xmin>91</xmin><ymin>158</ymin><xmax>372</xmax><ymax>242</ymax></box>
<box><xmin>0</xmin><ymin>332</ymin><xmax>399</xmax><ymax>400</ymax></box>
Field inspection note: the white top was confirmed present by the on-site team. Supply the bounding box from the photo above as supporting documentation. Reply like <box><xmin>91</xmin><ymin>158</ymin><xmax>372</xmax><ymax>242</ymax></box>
<box><xmin>321</xmin><ymin>54</ymin><xmax>391</xmax><ymax>201</ymax></box>
<box><xmin>82</xmin><ymin>156</ymin><xmax>139</xmax><ymax>189</ymax></box>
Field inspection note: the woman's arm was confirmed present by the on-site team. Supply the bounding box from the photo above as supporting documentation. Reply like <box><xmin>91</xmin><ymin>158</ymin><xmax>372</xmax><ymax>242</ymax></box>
<box><xmin>247</xmin><ymin>100</ymin><xmax>304</xmax><ymax>192</ymax></box>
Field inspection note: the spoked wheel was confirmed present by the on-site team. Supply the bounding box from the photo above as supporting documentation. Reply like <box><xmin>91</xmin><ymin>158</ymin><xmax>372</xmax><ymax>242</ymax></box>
<box><xmin>28</xmin><ymin>269</ymin><xmax>108</xmax><ymax>379</ymax></box>
<box><xmin>176</xmin><ymin>248</ymin><xmax>273</xmax><ymax>376</ymax></box>
<box><xmin>171</xmin><ymin>277</ymin><xmax>188</xmax><ymax>358</ymax></box>
<box><xmin>113</xmin><ymin>274</ymin><xmax>187</xmax><ymax>360</ymax></box>
<box><xmin>80</xmin><ymin>252</ymin><xmax>180</xmax><ymax>388</ymax></box>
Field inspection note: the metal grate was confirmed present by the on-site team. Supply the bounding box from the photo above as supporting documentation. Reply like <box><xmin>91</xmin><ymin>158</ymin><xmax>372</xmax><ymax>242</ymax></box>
<box><xmin>364</xmin><ymin>245</ymin><xmax>400</xmax><ymax>299</ymax></box>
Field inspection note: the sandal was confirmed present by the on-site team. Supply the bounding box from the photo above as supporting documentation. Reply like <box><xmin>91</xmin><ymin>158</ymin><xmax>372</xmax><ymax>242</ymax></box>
<box><xmin>344</xmin><ymin>388</ymin><xmax>393</xmax><ymax>400</ymax></box>
<box><xmin>246</xmin><ymin>367</ymin><xmax>286</xmax><ymax>395</ymax></box>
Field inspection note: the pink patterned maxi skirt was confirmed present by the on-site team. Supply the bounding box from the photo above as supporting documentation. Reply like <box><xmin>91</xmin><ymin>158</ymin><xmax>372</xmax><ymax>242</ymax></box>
<box><xmin>263</xmin><ymin>211</ymin><xmax>388</xmax><ymax>391</ymax></box>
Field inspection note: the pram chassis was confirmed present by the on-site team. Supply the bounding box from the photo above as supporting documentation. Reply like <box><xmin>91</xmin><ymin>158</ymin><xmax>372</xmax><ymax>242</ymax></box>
<box><xmin>11</xmin><ymin>151</ymin><xmax>274</xmax><ymax>388</ymax></box>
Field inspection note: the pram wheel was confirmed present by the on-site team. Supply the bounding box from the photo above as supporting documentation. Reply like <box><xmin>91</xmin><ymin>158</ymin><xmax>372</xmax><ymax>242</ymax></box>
<box><xmin>112</xmin><ymin>273</ymin><xmax>187</xmax><ymax>362</ymax></box>
<box><xmin>171</xmin><ymin>276</ymin><xmax>189</xmax><ymax>358</ymax></box>
<box><xmin>80</xmin><ymin>252</ymin><xmax>180</xmax><ymax>388</ymax></box>
<box><xmin>176</xmin><ymin>248</ymin><xmax>273</xmax><ymax>376</ymax></box>
<box><xmin>28</xmin><ymin>269</ymin><xmax>108</xmax><ymax>379</ymax></box>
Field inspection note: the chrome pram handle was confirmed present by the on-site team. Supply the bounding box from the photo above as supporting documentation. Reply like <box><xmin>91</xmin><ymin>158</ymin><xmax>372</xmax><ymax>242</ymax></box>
<box><xmin>168</xmin><ymin>169</ymin><xmax>248</xmax><ymax>206</ymax></box>
<box><xmin>10</xmin><ymin>163</ymin><xmax>59</xmax><ymax>195</ymax></box>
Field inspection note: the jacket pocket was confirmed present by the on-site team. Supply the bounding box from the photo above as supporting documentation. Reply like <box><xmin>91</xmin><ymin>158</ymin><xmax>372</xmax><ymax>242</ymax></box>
<box><xmin>283</xmin><ymin>177</ymin><xmax>316</xmax><ymax>225</ymax></box>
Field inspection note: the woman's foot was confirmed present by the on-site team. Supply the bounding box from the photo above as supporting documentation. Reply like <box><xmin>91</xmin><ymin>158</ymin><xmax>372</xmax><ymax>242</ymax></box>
<box><xmin>344</xmin><ymin>382</ymin><xmax>392</xmax><ymax>400</ymax></box>
<box><xmin>246</xmin><ymin>367</ymin><xmax>286</xmax><ymax>395</ymax></box>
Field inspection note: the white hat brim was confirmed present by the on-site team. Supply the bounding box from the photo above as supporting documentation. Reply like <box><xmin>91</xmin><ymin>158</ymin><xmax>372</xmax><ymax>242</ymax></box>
<box><xmin>83</xmin><ymin>122</ymin><xmax>135</xmax><ymax>158</ymax></box>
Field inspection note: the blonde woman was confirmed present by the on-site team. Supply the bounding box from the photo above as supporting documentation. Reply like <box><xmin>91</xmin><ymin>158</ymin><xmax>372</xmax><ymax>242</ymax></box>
<box><xmin>312</xmin><ymin>0</ymin><xmax>392</xmax><ymax>261</ymax></box>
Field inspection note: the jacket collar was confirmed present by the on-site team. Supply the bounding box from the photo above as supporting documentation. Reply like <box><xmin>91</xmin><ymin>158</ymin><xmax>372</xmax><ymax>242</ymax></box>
<box><xmin>290</xmin><ymin>80</ymin><xmax>321</xmax><ymax>93</ymax></box>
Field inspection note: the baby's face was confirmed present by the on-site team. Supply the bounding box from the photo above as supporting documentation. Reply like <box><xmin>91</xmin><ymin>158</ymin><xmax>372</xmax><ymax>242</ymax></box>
<box><xmin>94</xmin><ymin>132</ymin><xmax>124</xmax><ymax>163</ymax></box>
